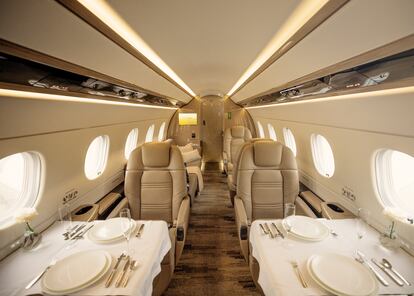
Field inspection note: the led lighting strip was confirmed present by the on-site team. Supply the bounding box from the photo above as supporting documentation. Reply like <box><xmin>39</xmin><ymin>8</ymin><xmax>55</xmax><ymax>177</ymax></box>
<box><xmin>245</xmin><ymin>86</ymin><xmax>414</xmax><ymax>109</ymax></box>
<box><xmin>0</xmin><ymin>88</ymin><xmax>178</xmax><ymax>110</ymax></box>
<box><xmin>76</xmin><ymin>0</ymin><xmax>196</xmax><ymax>98</ymax></box>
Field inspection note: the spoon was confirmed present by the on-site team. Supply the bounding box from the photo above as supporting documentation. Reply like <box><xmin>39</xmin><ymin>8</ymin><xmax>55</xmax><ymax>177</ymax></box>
<box><xmin>382</xmin><ymin>258</ymin><xmax>411</xmax><ymax>286</ymax></box>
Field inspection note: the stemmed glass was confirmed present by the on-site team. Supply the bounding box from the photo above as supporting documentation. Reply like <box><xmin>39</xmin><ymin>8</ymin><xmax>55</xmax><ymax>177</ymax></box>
<box><xmin>356</xmin><ymin>208</ymin><xmax>370</xmax><ymax>251</ymax></box>
<box><xmin>119</xmin><ymin>208</ymin><xmax>133</xmax><ymax>255</ymax></box>
<box><xmin>283</xmin><ymin>203</ymin><xmax>296</xmax><ymax>233</ymax></box>
<box><xmin>58</xmin><ymin>203</ymin><xmax>73</xmax><ymax>240</ymax></box>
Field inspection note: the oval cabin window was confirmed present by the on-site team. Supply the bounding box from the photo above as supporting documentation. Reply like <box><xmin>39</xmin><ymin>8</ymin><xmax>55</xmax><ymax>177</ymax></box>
<box><xmin>84</xmin><ymin>135</ymin><xmax>109</xmax><ymax>180</ymax></box>
<box><xmin>145</xmin><ymin>124</ymin><xmax>155</xmax><ymax>143</ymax></box>
<box><xmin>0</xmin><ymin>152</ymin><xmax>42</xmax><ymax>227</ymax></box>
<box><xmin>124</xmin><ymin>128</ymin><xmax>139</xmax><ymax>159</ymax></box>
<box><xmin>158</xmin><ymin>122</ymin><xmax>166</xmax><ymax>142</ymax></box>
<box><xmin>282</xmin><ymin>127</ymin><xmax>297</xmax><ymax>156</ymax></box>
<box><xmin>376</xmin><ymin>149</ymin><xmax>414</xmax><ymax>218</ymax></box>
<box><xmin>311</xmin><ymin>134</ymin><xmax>335</xmax><ymax>178</ymax></box>
<box><xmin>267</xmin><ymin>124</ymin><xmax>277</xmax><ymax>141</ymax></box>
<box><xmin>257</xmin><ymin>121</ymin><xmax>265</xmax><ymax>138</ymax></box>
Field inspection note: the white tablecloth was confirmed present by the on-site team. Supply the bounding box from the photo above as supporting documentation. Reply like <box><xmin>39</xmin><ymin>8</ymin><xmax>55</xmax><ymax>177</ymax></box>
<box><xmin>0</xmin><ymin>220</ymin><xmax>171</xmax><ymax>296</ymax></box>
<box><xmin>250</xmin><ymin>219</ymin><xmax>414</xmax><ymax>296</ymax></box>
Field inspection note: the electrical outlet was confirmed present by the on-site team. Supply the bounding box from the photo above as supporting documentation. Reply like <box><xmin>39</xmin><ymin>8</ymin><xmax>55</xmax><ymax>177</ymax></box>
<box><xmin>62</xmin><ymin>188</ymin><xmax>79</xmax><ymax>204</ymax></box>
<box><xmin>341</xmin><ymin>186</ymin><xmax>356</xmax><ymax>201</ymax></box>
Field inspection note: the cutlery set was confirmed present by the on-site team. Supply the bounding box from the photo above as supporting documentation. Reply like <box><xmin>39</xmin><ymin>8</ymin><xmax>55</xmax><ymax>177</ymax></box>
<box><xmin>355</xmin><ymin>251</ymin><xmax>410</xmax><ymax>287</ymax></box>
<box><xmin>259</xmin><ymin>222</ymin><xmax>284</xmax><ymax>239</ymax></box>
<box><xmin>63</xmin><ymin>223</ymin><xmax>94</xmax><ymax>240</ymax></box>
<box><xmin>105</xmin><ymin>252</ymin><xmax>138</xmax><ymax>288</ymax></box>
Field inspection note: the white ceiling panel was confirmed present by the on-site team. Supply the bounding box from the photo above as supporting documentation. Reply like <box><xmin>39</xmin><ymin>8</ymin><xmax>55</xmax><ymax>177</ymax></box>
<box><xmin>0</xmin><ymin>0</ymin><xmax>192</xmax><ymax>102</ymax></box>
<box><xmin>107</xmin><ymin>0</ymin><xmax>302</xmax><ymax>96</ymax></box>
<box><xmin>232</xmin><ymin>0</ymin><xmax>414</xmax><ymax>102</ymax></box>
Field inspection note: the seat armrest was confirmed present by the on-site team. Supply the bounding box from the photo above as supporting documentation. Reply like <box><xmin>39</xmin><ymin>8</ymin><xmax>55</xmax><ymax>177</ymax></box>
<box><xmin>234</xmin><ymin>196</ymin><xmax>248</xmax><ymax>240</ymax></box>
<box><xmin>174</xmin><ymin>196</ymin><xmax>190</xmax><ymax>265</ymax></box>
<box><xmin>106</xmin><ymin>197</ymin><xmax>129</xmax><ymax>220</ymax></box>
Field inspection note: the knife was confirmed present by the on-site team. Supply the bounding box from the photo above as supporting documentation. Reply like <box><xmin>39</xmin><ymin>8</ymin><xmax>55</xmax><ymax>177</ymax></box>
<box><xmin>264</xmin><ymin>223</ymin><xmax>275</xmax><ymax>238</ymax></box>
<box><xmin>72</xmin><ymin>224</ymin><xmax>94</xmax><ymax>239</ymax></box>
<box><xmin>105</xmin><ymin>253</ymin><xmax>125</xmax><ymax>287</ymax></box>
<box><xmin>65</xmin><ymin>224</ymin><xmax>86</xmax><ymax>240</ymax></box>
<box><xmin>136</xmin><ymin>223</ymin><xmax>145</xmax><ymax>238</ymax></box>
<box><xmin>371</xmin><ymin>259</ymin><xmax>403</xmax><ymax>286</ymax></box>
<box><xmin>116</xmin><ymin>256</ymin><xmax>131</xmax><ymax>287</ymax></box>
<box><xmin>259</xmin><ymin>223</ymin><xmax>267</xmax><ymax>235</ymax></box>
<box><xmin>272</xmin><ymin>222</ymin><xmax>284</xmax><ymax>239</ymax></box>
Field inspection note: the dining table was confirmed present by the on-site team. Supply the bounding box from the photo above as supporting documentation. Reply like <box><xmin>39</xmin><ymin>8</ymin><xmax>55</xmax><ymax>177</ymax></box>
<box><xmin>250</xmin><ymin>218</ymin><xmax>414</xmax><ymax>296</ymax></box>
<box><xmin>0</xmin><ymin>219</ymin><xmax>171</xmax><ymax>296</ymax></box>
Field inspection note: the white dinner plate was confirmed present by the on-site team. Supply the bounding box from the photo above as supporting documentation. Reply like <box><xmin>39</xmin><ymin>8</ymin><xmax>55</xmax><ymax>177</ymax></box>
<box><xmin>307</xmin><ymin>254</ymin><xmax>378</xmax><ymax>296</ymax></box>
<box><xmin>88</xmin><ymin>217</ymin><xmax>136</xmax><ymax>243</ymax></box>
<box><xmin>283</xmin><ymin>216</ymin><xmax>329</xmax><ymax>241</ymax></box>
<box><xmin>42</xmin><ymin>250</ymin><xmax>111</xmax><ymax>295</ymax></box>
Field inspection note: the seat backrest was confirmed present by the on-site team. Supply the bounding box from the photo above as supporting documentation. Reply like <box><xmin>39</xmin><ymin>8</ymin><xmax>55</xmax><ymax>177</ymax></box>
<box><xmin>223</xmin><ymin>126</ymin><xmax>252</xmax><ymax>164</ymax></box>
<box><xmin>236</xmin><ymin>141</ymin><xmax>298</xmax><ymax>222</ymax></box>
<box><xmin>232</xmin><ymin>138</ymin><xmax>274</xmax><ymax>188</ymax></box>
<box><xmin>125</xmin><ymin>142</ymin><xmax>187</xmax><ymax>223</ymax></box>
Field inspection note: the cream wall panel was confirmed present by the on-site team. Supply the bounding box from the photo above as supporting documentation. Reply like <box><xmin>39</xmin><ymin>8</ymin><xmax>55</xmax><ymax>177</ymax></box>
<box><xmin>248</xmin><ymin>93</ymin><xmax>414</xmax><ymax>246</ymax></box>
<box><xmin>0</xmin><ymin>0</ymin><xmax>191</xmax><ymax>102</ymax></box>
<box><xmin>0</xmin><ymin>97</ymin><xmax>172</xmax><ymax>258</ymax></box>
<box><xmin>233</xmin><ymin>0</ymin><xmax>414</xmax><ymax>102</ymax></box>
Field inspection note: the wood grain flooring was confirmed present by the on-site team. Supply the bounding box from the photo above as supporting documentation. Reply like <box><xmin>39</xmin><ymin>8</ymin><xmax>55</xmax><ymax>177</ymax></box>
<box><xmin>164</xmin><ymin>163</ymin><xmax>260</xmax><ymax>296</ymax></box>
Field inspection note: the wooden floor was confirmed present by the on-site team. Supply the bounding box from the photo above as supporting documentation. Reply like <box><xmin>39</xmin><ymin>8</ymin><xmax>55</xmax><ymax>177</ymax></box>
<box><xmin>164</xmin><ymin>163</ymin><xmax>260</xmax><ymax>296</ymax></box>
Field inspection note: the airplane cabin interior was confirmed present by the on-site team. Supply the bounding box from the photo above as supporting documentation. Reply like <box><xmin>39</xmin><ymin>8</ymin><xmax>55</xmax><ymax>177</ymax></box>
<box><xmin>0</xmin><ymin>1</ymin><xmax>413</xmax><ymax>295</ymax></box>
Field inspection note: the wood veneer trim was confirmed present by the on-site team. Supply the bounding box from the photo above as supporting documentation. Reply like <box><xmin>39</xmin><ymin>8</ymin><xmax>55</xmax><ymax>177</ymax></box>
<box><xmin>229</xmin><ymin>0</ymin><xmax>349</xmax><ymax>98</ymax></box>
<box><xmin>0</xmin><ymin>38</ymin><xmax>172</xmax><ymax>100</ymax></box>
<box><xmin>240</xmin><ymin>34</ymin><xmax>414</xmax><ymax>105</ymax></box>
<box><xmin>56</xmin><ymin>0</ymin><xmax>194</xmax><ymax>99</ymax></box>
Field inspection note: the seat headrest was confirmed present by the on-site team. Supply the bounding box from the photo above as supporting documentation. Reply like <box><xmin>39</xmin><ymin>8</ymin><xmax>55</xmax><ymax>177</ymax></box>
<box><xmin>253</xmin><ymin>141</ymin><xmax>283</xmax><ymax>167</ymax></box>
<box><xmin>142</xmin><ymin>142</ymin><xmax>171</xmax><ymax>167</ymax></box>
<box><xmin>231</xmin><ymin>126</ymin><xmax>246</xmax><ymax>138</ymax></box>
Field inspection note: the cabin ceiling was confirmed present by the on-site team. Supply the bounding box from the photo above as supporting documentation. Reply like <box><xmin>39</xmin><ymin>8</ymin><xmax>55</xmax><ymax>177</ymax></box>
<box><xmin>106</xmin><ymin>0</ymin><xmax>302</xmax><ymax>98</ymax></box>
<box><xmin>0</xmin><ymin>0</ymin><xmax>414</xmax><ymax>104</ymax></box>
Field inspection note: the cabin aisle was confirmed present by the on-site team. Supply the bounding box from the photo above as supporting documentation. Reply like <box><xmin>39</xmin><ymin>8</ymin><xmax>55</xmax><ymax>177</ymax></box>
<box><xmin>164</xmin><ymin>163</ymin><xmax>260</xmax><ymax>295</ymax></box>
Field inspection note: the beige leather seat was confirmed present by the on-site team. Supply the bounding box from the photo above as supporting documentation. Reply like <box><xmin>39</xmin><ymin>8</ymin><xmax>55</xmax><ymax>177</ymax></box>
<box><xmin>223</xmin><ymin>126</ymin><xmax>252</xmax><ymax>175</ymax></box>
<box><xmin>125</xmin><ymin>142</ymin><xmax>190</xmax><ymax>295</ymax></box>
<box><xmin>228</xmin><ymin>138</ymin><xmax>274</xmax><ymax>205</ymax></box>
<box><xmin>234</xmin><ymin>140</ymin><xmax>299</xmax><ymax>262</ymax></box>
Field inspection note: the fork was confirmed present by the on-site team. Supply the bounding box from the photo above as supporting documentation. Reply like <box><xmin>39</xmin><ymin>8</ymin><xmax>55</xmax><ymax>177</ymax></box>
<box><xmin>355</xmin><ymin>251</ymin><xmax>389</xmax><ymax>286</ymax></box>
<box><xmin>291</xmin><ymin>261</ymin><xmax>308</xmax><ymax>288</ymax></box>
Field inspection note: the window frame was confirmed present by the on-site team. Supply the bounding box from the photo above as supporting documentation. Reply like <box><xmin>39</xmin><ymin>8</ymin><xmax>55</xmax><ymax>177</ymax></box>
<box><xmin>158</xmin><ymin>122</ymin><xmax>166</xmax><ymax>142</ymax></box>
<box><xmin>145</xmin><ymin>124</ymin><xmax>155</xmax><ymax>143</ymax></box>
<box><xmin>0</xmin><ymin>151</ymin><xmax>42</xmax><ymax>227</ymax></box>
<box><xmin>282</xmin><ymin>127</ymin><xmax>297</xmax><ymax>156</ymax></box>
<box><xmin>84</xmin><ymin>135</ymin><xmax>110</xmax><ymax>180</ymax></box>
<box><xmin>267</xmin><ymin>123</ymin><xmax>277</xmax><ymax>141</ymax></box>
<box><xmin>310</xmin><ymin>134</ymin><xmax>335</xmax><ymax>178</ymax></box>
<box><xmin>257</xmin><ymin>121</ymin><xmax>265</xmax><ymax>138</ymax></box>
<box><xmin>124</xmin><ymin>128</ymin><xmax>139</xmax><ymax>159</ymax></box>
<box><xmin>375</xmin><ymin>149</ymin><xmax>414</xmax><ymax>218</ymax></box>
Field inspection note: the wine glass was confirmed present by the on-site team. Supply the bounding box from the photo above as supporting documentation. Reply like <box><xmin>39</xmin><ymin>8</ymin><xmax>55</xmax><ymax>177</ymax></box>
<box><xmin>283</xmin><ymin>203</ymin><xmax>296</xmax><ymax>233</ymax></box>
<box><xmin>58</xmin><ymin>203</ymin><xmax>73</xmax><ymax>240</ymax></box>
<box><xmin>119</xmin><ymin>208</ymin><xmax>132</xmax><ymax>254</ymax></box>
<box><xmin>356</xmin><ymin>208</ymin><xmax>370</xmax><ymax>252</ymax></box>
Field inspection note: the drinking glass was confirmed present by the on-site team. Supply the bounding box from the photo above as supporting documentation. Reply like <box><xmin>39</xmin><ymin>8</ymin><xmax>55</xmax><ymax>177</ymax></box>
<box><xmin>120</xmin><ymin>208</ymin><xmax>132</xmax><ymax>254</ymax></box>
<box><xmin>58</xmin><ymin>203</ymin><xmax>73</xmax><ymax>239</ymax></box>
<box><xmin>356</xmin><ymin>208</ymin><xmax>370</xmax><ymax>240</ymax></box>
<box><xmin>283</xmin><ymin>203</ymin><xmax>295</xmax><ymax>230</ymax></box>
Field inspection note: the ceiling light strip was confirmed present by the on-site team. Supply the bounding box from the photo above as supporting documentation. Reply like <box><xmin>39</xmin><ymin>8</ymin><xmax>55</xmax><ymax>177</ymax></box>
<box><xmin>227</xmin><ymin>0</ymin><xmax>348</xmax><ymax>98</ymax></box>
<box><xmin>0</xmin><ymin>84</ymin><xmax>178</xmax><ymax>110</ymax></box>
<box><xmin>57</xmin><ymin>0</ymin><xmax>195</xmax><ymax>98</ymax></box>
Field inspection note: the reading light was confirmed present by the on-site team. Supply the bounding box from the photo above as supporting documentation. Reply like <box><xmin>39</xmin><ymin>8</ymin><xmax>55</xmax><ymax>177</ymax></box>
<box><xmin>245</xmin><ymin>86</ymin><xmax>414</xmax><ymax>109</ymax></box>
<box><xmin>77</xmin><ymin>0</ymin><xmax>196</xmax><ymax>97</ymax></box>
<box><xmin>227</xmin><ymin>0</ymin><xmax>329</xmax><ymax>97</ymax></box>
<box><xmin>0</xmin><ymin>89</ymin><xmax>178</xmax><ymax>110</ymax></box>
